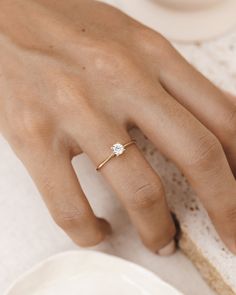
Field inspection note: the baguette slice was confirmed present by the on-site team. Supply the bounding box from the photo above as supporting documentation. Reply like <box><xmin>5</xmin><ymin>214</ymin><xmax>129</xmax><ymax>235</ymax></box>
<box><xmin>130</xmin><ymin>128</ymin><xmax>236</xmax><ymax>295</ymax></box>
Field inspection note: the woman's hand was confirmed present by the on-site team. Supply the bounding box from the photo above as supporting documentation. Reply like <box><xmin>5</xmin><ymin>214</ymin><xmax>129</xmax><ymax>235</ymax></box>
<box><xmin>1</xmin><ymin>0</ymin><xmax>236</xmax><ymax>254</ymax></box>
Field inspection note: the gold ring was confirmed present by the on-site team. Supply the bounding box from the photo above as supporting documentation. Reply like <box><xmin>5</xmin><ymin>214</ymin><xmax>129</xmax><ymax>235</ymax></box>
<box><xmin>96</xmin><ymin>140</ymin><xmax>136</xmax><ymax>171</ymax></box>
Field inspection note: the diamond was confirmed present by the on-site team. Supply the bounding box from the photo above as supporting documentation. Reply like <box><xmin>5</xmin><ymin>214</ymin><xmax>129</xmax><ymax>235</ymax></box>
<box><xmin>111</xmin><ymin>143</ymin><xmax>125</xmax><ymax>156</ymax></box>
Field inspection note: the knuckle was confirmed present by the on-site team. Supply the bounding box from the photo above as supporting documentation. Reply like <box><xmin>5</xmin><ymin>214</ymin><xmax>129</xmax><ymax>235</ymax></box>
<box><xmin>9</xmin><ymin>109</ymin><xmax>51</xmax><ymax>150</ymax></box>
<box><xmin>134</xmin><ymin>26</ymin><xmax>172</xmax><ymax>57</ymax></box>
<box><xmin>185</xmin><ymin>133</ymin><xmax>223</xmax><ymax>169</ymax></box>
<box><xmin>53</xmin><ymin>205</ymin><xmax>106</xmax><ymax>247</ymax></box>
<box><xmin>127</xmin><ymin>181</ymin><xmax>164</xmax><ymax>210</ymax></box>
<box><xmin>19</xmin><ymin>110</ymin><xmax>41</xmax><ymax>135</ymax></box>
<box><xmin>55</xmin><ymin>74</ymin><xmax>91</xmax><ymax>111</ymax></box>
<box><xmin>92</xmin><ymin>41</ymin><xmax>131</xmax><ymax>75</ymax></box>
<box><xmin>53</xmin><ymin>207</ymin><xmax>87</xmax><ymax>230</ymax></box>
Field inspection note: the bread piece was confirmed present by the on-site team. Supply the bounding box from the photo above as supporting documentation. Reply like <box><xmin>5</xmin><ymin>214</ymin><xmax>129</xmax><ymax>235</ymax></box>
<box><xmin>180</xmin><ymin>229</ymin><xmax>235</xmax><ymax>295</ymax></box>
<box><xmin>130</xmin><ymin>128</ymin><xmax>236</xmax><ymax>295</ymax></box>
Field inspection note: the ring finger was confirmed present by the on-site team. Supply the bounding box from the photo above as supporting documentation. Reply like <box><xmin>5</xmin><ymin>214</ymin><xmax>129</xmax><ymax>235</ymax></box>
<box><xmin>72</xmin><ymin>117</ymin><xmax>176</xmax><ymax>253</ymax></box>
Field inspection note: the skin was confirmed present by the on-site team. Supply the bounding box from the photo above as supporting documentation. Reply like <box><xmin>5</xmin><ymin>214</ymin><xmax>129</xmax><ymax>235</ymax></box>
<box><xmin>0</xmin><ymin>0</ymin><xmax>236</xmax><ymax>255</ymax></box>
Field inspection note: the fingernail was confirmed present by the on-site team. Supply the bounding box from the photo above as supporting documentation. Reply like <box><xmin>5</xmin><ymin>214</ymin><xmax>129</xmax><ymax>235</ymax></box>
<box><xmin>158</xmin><ymin>239</ymin><xmax>176</xmax><ymax>256</ymax></box>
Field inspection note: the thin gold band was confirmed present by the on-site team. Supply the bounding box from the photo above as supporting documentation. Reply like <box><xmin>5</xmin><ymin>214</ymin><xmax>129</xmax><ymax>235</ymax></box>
<box><xmin>96</xmin><ymin>140</ymin><xmax>136</xmax><ymax>171</ymax></box>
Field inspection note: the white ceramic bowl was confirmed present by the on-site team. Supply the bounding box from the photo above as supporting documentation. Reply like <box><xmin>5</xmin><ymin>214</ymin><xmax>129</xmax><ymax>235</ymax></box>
<box><xmin>103</xmin><ymin>0</ymin><xmax>236</xmax><ymax>42</ymax></box>
<box><xmin>4</xmin><ymin>251</ymin><xmax>183</xmax><ymax>295</ymax></box>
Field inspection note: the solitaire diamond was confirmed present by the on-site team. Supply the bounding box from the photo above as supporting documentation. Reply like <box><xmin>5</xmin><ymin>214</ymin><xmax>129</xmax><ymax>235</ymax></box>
<box><xmin>111</xmin><ymin>143</ymin><xmax>125</xmax><ymax>156</ymax></box>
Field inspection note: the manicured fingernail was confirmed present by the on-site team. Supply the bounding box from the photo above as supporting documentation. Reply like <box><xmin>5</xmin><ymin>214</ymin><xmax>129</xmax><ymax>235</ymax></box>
<box><xmin>158</xmin><ymin>239</ymin><xmax>176</xmax><ymax>256</ymax></box>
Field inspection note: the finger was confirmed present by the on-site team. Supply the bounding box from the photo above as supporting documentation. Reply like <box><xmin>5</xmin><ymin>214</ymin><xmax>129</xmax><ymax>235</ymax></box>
<box><xmin>75</xmin><ymin>119</ymin><xmax>176</xmax><ymax>253</ymax></box>
<box><xmin>223</xmin><ymin>91</ymin><xmax>236</xmax><ymax>106</ymax></box>
<box><xmin>20</xmin><ymin>145</ymin><xmax>111</xmax><ymax>247</ymax></box>
<box><xmin>158</xmin><ymin>46</ymin><xmax>236</xmax><ymax>173</ymax></box>
<box><xmin>130</xmin><ymin>87</ymin><xmax>236</xmax><ymax>254</ymax></box>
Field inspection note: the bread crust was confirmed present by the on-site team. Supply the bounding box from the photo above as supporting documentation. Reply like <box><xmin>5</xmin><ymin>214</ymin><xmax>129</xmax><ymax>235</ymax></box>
<box><xmin>179</xmin><ymin>228</ymin><xmax>235</xmax><ymax>295</ymax></box>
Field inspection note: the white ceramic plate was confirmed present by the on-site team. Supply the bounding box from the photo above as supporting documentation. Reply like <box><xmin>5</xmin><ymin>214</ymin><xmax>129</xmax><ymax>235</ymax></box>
<box><xmin>4</xmin><ymin>251</ymin><xmax>183</xmax><ymax>295</ymax></box>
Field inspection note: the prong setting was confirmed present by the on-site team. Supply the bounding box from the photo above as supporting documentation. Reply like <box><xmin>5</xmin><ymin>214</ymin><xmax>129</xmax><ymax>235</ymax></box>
<box><xmin>111</xmin><ymin>143</ymin><xmax>125</xmax><ymax>156</ymax></box>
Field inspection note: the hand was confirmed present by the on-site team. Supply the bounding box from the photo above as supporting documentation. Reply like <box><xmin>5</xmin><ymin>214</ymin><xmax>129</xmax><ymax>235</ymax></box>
<box><xmin>1</xmin><ymin>0</ymin><xmax>236</xmax><ymax>254</ymax></box>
